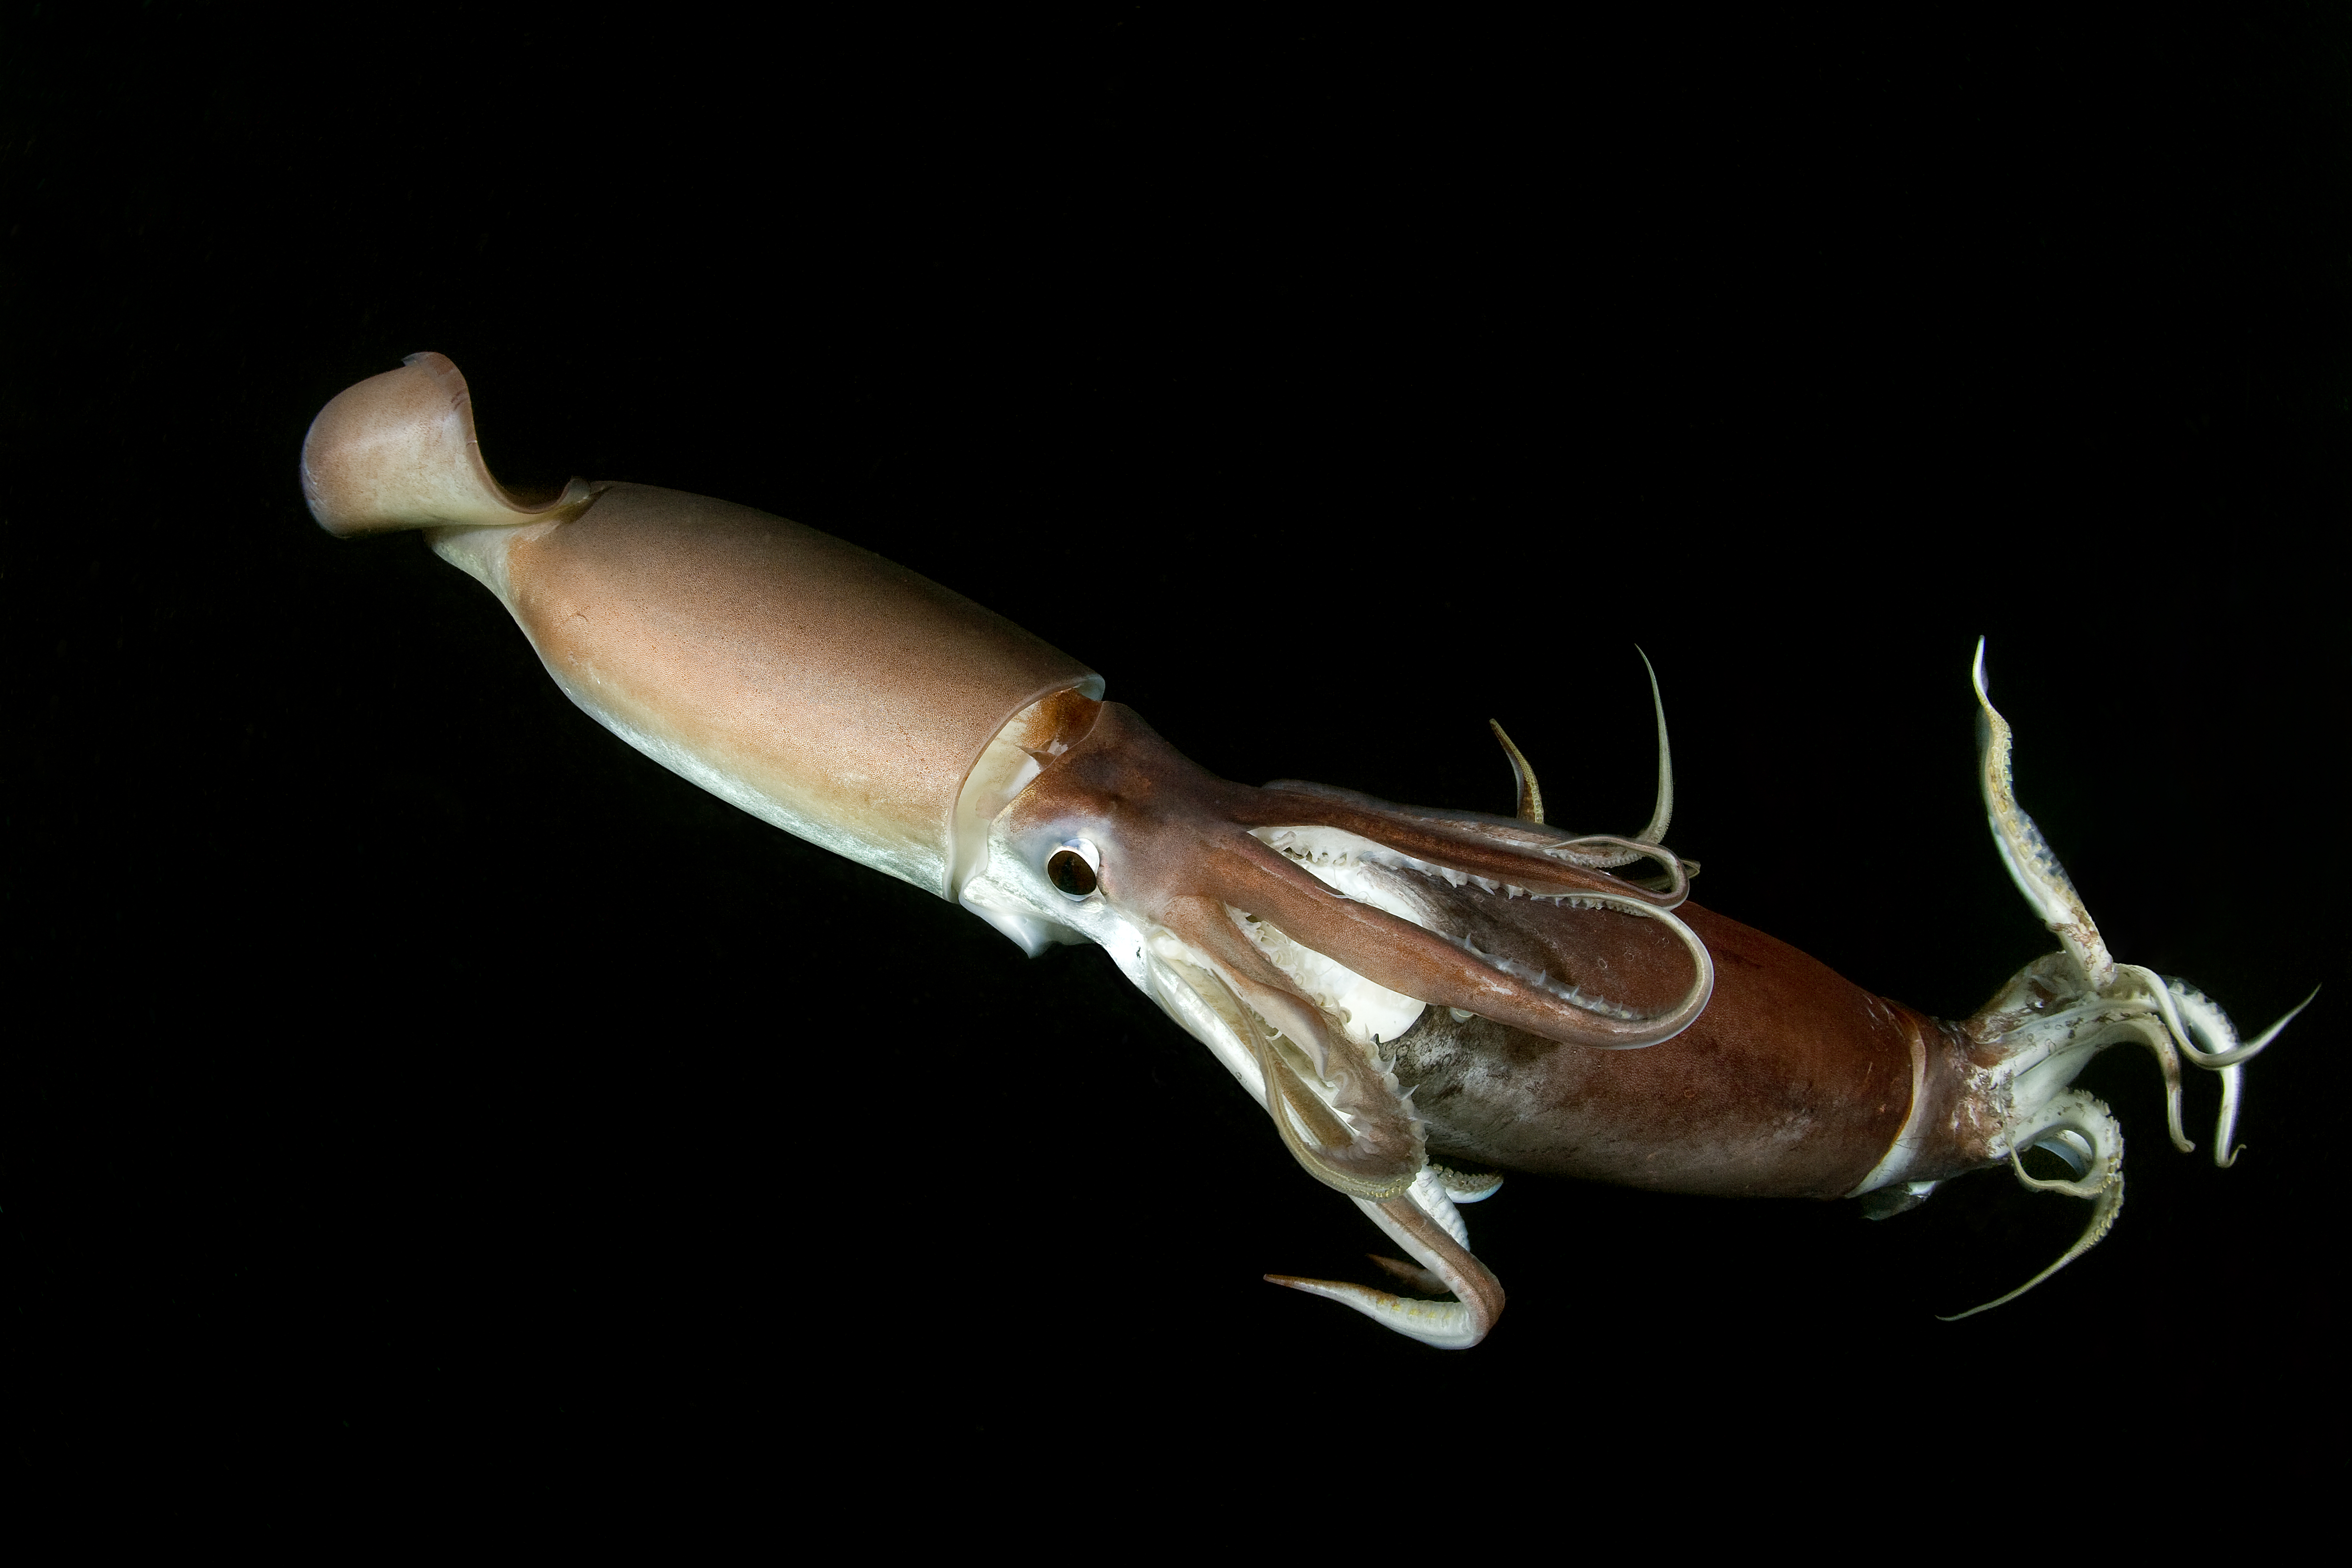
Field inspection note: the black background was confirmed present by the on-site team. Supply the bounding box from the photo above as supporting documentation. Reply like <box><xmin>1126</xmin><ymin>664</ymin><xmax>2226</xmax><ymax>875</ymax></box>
<box><xmin>8</xmin><ymin>4</ymin><xmax>2347</xmax><ymax>1496</ymax></box>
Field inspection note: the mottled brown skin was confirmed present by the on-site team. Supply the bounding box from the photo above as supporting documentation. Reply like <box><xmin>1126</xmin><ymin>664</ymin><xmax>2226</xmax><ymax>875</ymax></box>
<box><xmin>1386</xmin><ymin>905</ymin><xmax>1970</xmax><ymax>1199</ymax></box>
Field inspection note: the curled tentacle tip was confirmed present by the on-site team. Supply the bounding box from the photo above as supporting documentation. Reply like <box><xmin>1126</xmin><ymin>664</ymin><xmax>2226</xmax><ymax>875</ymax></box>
<box><xmin>2262</xmin><ymin>983</ymin><xmax>2323</xmax><ymax>1041</ymax></box>
<box><xmin>1972</xmin><ymin>636</ymin><xmax>1990</xmax><ymax>698</ymax></box>
<box><xmin>2171</xmin><ymin>982</ymin><xmax>2319</xmax><ymax>1070</ymax></box>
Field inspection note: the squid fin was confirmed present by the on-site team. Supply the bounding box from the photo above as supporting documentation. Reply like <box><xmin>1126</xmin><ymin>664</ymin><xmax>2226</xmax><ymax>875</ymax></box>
<box><xmin>302</xmin><ymin>351</ymin><xmax>597</xmax><ymax>537</ymax></box>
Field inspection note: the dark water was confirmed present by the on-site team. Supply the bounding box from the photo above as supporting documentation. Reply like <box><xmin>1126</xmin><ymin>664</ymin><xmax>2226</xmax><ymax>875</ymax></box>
<box><xmin>8</xmin><ymin>3</ymin><xmax>2344</xmax><ymax>1505</ymax></box>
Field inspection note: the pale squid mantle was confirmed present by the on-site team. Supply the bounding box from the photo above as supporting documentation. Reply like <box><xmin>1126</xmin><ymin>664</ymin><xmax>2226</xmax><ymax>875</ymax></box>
<box><xmin>302</xmin><ymin>351</ymin><xmax>1105</xmax><ymax>903</ymax></box>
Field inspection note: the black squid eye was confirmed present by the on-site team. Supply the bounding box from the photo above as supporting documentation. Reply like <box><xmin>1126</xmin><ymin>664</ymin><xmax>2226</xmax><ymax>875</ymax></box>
<box><xmin>1046</xmin><ymin>841</ymin><xmax>1100</xmax><ymax>898</ymax></box>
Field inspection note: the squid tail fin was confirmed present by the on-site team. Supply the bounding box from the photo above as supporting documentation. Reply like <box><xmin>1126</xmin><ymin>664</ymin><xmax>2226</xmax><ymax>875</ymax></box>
<box><xmin>300</xmin><ymin>351</ymin><xmax>596</xmax><ymax>537</ymax></box>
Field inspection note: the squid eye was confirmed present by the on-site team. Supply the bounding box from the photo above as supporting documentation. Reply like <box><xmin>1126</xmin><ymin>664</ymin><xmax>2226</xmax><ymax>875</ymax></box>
<box><xmin>1045</xmin><ymin>839</ymin><xmax>1100</xmax><ymax>898</ymax></box>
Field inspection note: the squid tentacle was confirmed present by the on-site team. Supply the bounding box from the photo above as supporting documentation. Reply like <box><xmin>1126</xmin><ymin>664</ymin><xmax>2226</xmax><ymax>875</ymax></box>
<box><xmin>1535</xmin><ymin>833</ymin><xmax>1691</xmax><ymax>900</ymax></box>
<box><xmin>1405</xmin><ymin>1164</ymin><xmax>1474</xmax><ymax>1247</ymax></box>
<box><xmin>1268</xmin><ymin>814</ymin><xmax>1691</xmax><ymax>909</ymax></box>
<box><xmin>2164</xmin><ymin>979</ymin><xmax>2318</xmax><ymax>1166</ymax></box>
<box><xmin>1365</xmin><ymin>1253</ymin><xmax>1451</xmax><ymax>1295</ymax></box>
<box><xmin>1485</xmin><ymin>649</ymin><xmax>1675</xmax><ymax>853</ymax></box>
<box><xmin>1489</xmin><ymin>719</ymin><xmax>1545</xmax><ymax>825</ymax></box>
<box><xmin>1941</xmin><ymin>1090</ymin><xmax>2125</xmax><ymax>1321</ymax></box>
<box><xmin>1633</xmin><ymin>645</ymin><xmax>1674</xmax><ymax>847</ymax></box>
<box><xmin>1216</xmin><ymin>824</ymin><xmax>1715</xmax><ymax>1050</ymax></box>
<box><xmin>1256</xmin><ymin>1029</ymin><xmax>1416</xmax><ymax>1202</ymax></box>
<box><xmin>1257</xmin><ymin>842</ymin><xmax>1666</xmax><ymax>1025</ymax></box>
<box><xmin>2128</xmin><ymin>964</ymin><xmax>2315</xmax><ymax>1073</ymax></box>
<box><xmin>1431</xmin><ymin>1162</ymin><xmax>1503</xmax><ymax>1203</ymax></box>
<box><xmin>1265</xmin><ymin>1178</ymin><xmax>1507</xmax><ymax>1349</ymax></box>
<box><xmin>1182</xmin><ymin>915</ymin><xmax>1426</xmax><ymax>1200</ymax></box>
<box><xmin>1973</xmin><ymin>639</ymin><xmax>2116</xmax><ymax>990</ymax></box>
<box><xmin>1250</xmin><ymin>783</ymin><xmax>1693</xmax><ymax>908</ymax></box>
<box><xmin>2120</xmin><ymin>1006</ymin><xmax>2196</xmax><ymax>1155</ymax></box>
<box><xmin>1951</xmin><ymin>642</ymin><xmax>2312</xmax><ymax>1310</ymax></box>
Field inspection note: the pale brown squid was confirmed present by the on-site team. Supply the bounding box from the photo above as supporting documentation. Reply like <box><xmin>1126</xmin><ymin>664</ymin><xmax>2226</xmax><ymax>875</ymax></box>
<box><xmin>302</xmin><ymin>353</ymin><xmax>2310</xmax><ymax>1348</ymax></box>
